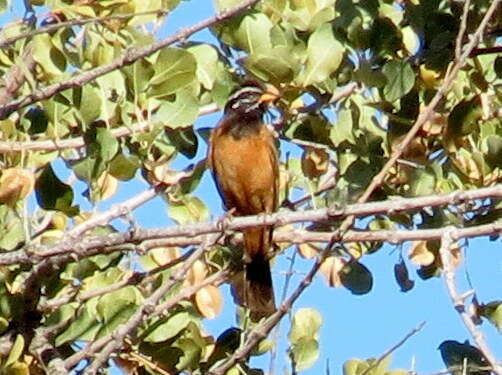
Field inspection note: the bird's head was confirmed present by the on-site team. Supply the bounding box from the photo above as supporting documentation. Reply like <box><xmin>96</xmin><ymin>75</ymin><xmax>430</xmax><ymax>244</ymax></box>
<box><xmin>223</xmin><ymin>81</ymin><xmax>279</xmax><ymax>119</ymax></box>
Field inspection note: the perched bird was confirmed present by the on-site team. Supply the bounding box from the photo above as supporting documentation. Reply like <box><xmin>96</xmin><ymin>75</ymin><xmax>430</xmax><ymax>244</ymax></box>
<box><xmin>438</xmin><ymin>340</ymin><xmax>490</xmax><ymax>375</ymax></box>
<box><xmin>208</xmin><ymin>81</ymin><xmax>280</xmax><ymax>319</ymax></box>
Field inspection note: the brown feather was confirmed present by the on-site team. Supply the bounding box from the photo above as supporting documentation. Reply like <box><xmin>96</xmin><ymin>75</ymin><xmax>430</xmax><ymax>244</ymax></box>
<box><xmin>208</xmin><ymin>116</ymin><xmax>278</xmax><ymax>319</ymax></box>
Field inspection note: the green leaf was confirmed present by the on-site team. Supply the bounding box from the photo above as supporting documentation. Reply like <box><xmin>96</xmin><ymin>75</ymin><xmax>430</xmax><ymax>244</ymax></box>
<box><xmin>124</xmin><ymin>59</ymin><xmax>154</xmax><ymax>97</ymax></box>
<box><xmin>5</xmin><ymin>334</ymin><xmax>24</xmax><ymax>367</ymax></box>
<box><xmin>288</xmin><ymin>308</ymin><xmax>322</xmax><ymax>343</ymax></box>
<box><xmin>485</xmin><ymin>135</ymin><xmax>502</xmax><ymax>168</ymax></box>
<box><xmin>25</xmin><ymin>107</ymin><xmax>49</xmax><ymax>134</ymax></box>
<box><xmin>340</xmin><ymin>261</ymin><xmax>373</xmax><ymax>295</ymax></box>
<box><xmin>168</xmin><ymin>196</ymin><xmax>209</xmax><ymax>224</ymax></box>
<box><xmin>150</xmin><ymin>48</ymin><xmax>197</xmax><ymax>95</ymax></box>
<box><xmin>299</xmin><ymin>23</ymin><xmax>343</xmax><ymax>86</ymax></box>
<box><xmin>0</xmin><ymin>214</ymin><xmax>24</xmax><ymax>250</ymax></box>
<box><xmin>214</xmin><ymin>0</ymin><xmax>241</xmax><ymax>11</ymax></box>
<box><xmin>35</xmin><ymin>164</ymin><xmax>76</xmax><ymax>215</ymax></box>
<box><xmin>382</xmin><ymin>60</ymin><xmax>415</xmax><ymax>102</ymax></box>
<box><xmin>0</xmin><ymin>0</ymin><xmax>9</xmax><ymax>13</ymax></box>
<box><xmin>438</xmin><ymin>340</ymin><xmax>489</xmax><ymax>372</ymax></box>
<box><xmin>109</xmin><ymin>153</ymin><xmax>139</xmax><ymax>181</ymax></box>
<box><xmin>233</xmin><ymin>13</ymin><xmax>273</xmax><ymax>53</ymax></box>
<box><xmin>32</xmin><ymin>33</ymin><xmax>66</xmax><ymax>78</ymax></box>
<box><xmin>78</xmin><ymin>85</ymin><xmax>103</xmax><ymax>124</ymax></box>
<box><xmin>330</xmin><ymin>108</ymin><xmax>356</xmax><ymax>146</ymax></box>
<box><xmin>144</xmin><ymin>311</ymin><xmax>193</xmax><ymax>342</ymax></box>
<box><xmin>289</xmin><ymin>337</ymin><xmax>320</xmax><ymax>371</ymax></box>
<box><xmin>409</xmin><ymin>169</ymin><xmax>436</xmax><ymax>196</ymax></box>
<box><xmin>3</xmin><ymin>362</ymin><xmax>29</xmax><ymax>375</ymax></box>
<box><xmin>56</xmin><ymin>306</ymin><xmax>100</xmax><ymax>345</ymax></box>
<box><xmin>95</xmin><ymin>127</ymin><xmax>119</xmax><ymax>162</ymax></box>
<box><xmin>165</xmin><ymin>126</ymin><xmax>199</xmax><ymax>159</ymax></box>
<box><xmin>479</xmin><ymin>301</ymin><xmax>502</xmax><ymax>333</ymax></box>
<box><xmin>179</xmin><ymin>161</ymin><xmax>206</xmax><ymax>194</ymax></box>
<box><xmin>155</xmin><ymin>90</ymin><xmax>199</xmax><ymax>128</ymax></box>
<box><xmin>72</xmin><ymin>156</ymin><xmax>102</xmax><ymax>183</ymax></box>
<box><xmin>246</xmin><ymin>46</ymin><xmax>296</xmax><ymax>84</ymax></box>
<box><xmin>96</xmin><ymin>287</ymin><xmax>140</xmax><ymax>337</ymax></box>
<box><xmin>189</xmin><ymin>44</ymin><xmax>219</xmax><ymax>90</ymax></box>
<box><xmin>344</xmin><ymin>359</ymin><xmax>369</xmax><ymax>375</ymax></box>
<box><xmin>447</xmin><ymin>99</ymin><xmax>483</xmax><ymax>137</ymax></box>
<box><xmin>174</xmin><ymin>338</ymin><xmax>202</xmax><ymax>371</ymax></box>
<box><xmin>495</xmin><ymin>56</ymin><xmax>502</xmax><ymax>78</ymax></box>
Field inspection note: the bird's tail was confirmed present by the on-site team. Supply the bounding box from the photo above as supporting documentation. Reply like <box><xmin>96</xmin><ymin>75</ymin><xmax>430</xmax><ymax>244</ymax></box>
<box><xmin>243</xmin><ymin>227</ymin><xmax>275</xmax><ymax>320</ymax></box>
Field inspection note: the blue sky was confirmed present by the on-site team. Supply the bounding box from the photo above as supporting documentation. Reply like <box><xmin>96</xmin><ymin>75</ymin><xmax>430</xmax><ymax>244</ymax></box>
<box><xmin>1</xmin><ymin>1</ymin><xmax>501</xmax><ymax>374</ymax></box>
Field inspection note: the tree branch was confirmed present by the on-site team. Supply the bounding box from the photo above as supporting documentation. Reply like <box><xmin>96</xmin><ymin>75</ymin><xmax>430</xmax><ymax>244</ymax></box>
<box><xmin>438</xmin><ymin>229</ymin><xmax>502</xmax><ymax>375</ymax></box>
<box><xmin>65</xmin><ymin>255</ymin><xmax>228</xmax><ymax>370</ymax></box>
<box><xmin>0</xmin><ymin>0</ymin><xmax>260</xmax><ymax>120</ymax></box>
<box><xmin>1</xmin><ymin>185</ymin><xmax>500</xmax><ymax>267</ymax></box>
<box><xmin>207</xmin><ymin>240</ymin><xmax>333</xmax><ymax>375</ymax></box>
<box><xmin>355</xmin><ymin>0</ymin><xmax>500</xmax><ymax>207</ymax></box>
<box><xmin>360</xmin><ymin>321</ymin><xmax>426</xmax><ymax>375</ymax></box>
<box><xmin>0</xmin><ymin>103</ymin><xmax>218</xmax><ymax>153</ymax></box>
<box><xmin>78</xmin><ymin>235</ymin><xmax>222</xmax><ymax>374</ymax></box>
<box><xmin>0</xmin><ymin>9</ymin><xmax>171</xmax><ymax>49</ymax></box>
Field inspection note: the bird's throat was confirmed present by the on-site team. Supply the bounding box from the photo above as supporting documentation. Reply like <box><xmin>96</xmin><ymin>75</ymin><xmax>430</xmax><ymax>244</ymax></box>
<box><xmin>223</xmin><ymin>115</ymin><xmax>263</xmax><ymax>140</ymax></box>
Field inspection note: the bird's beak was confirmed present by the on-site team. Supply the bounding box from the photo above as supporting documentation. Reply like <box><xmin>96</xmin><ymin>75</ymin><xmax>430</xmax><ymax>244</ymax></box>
<box><xmin>259</xmin><ymin>84</ymin><xmax>280</xmax><ymax>104</ymax></box>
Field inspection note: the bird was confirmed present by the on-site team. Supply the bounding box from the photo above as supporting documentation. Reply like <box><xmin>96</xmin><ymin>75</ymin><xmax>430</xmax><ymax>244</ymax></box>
<box><xmin>438</xmin><ymin>340</ymin><xmax>490</xmax><ymax>375</ymax></box>
<box><xmin>207</xmin><ymin>81</ymin><xmax>280</xmax><ymax>320</ymax></box>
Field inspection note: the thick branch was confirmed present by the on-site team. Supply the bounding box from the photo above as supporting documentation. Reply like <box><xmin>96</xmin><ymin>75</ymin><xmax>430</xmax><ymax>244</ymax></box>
<box><xmin>0</xmin><ymin>0</ymin><xmax>260</xmax><ymax>119</ymax></box>
<box><xmin>438</xmin><ymin>229</ymin><xmax>502</xmax><ymax>375</ymax></box>
<box><xmin>1</xmin><ymin>185</ymin><xmax>500</xmax><ymax>266</ymax></box>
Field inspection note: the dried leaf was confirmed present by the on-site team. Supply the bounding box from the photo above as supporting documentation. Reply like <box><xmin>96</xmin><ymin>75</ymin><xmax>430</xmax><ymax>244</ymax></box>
<box><xmin>187</xmin><ymin>260</ymin><xmax>208</xmax><ymax>285</ymax></box>
<box><xmin>96</xmin><ymin>172</ymin><xmax>118</xmax><ymax>201</ymax></box>
<box><xmin>0</xmin><ymin>168</ymin><xmax>35</xmax><ymax>206</ymax></box>
<box><xmin>301</xmin><ymin>147</ymin><xmax>329</xmax><ymax>179</ymax></box>
<box><xmin>320</xmin><ymin>256</ymin><xmax>346</xmax><ymax>287</ymax></box>
<box><xmin>195</xmin><ymin>285</ymin><xmax>222</xmax><ymax>319</ymax></box>
<box><xmin>298</xmin><ymin>243</ymin><xmax>318</xmax><ymax>259</ymax></box>
<box><xmin>408</xmin><ymin>241</ymin><xmax>435</xmax><ymax>266</ymax></box>
<box><xmin>151</xmin><ymin>247</ymin><xmax>181</xmax><ymax>267</ymax></box>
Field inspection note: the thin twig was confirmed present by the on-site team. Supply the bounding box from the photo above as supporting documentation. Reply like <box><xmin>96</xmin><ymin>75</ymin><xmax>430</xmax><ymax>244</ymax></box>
<box><xmin>79</xmin><ymin>235</ymin><xmax>221</xmax><ymax>374</ymax></box>
<box><xmin>268</xmin><ymin>250</ymin><xmax>297</xmax><ymax>375</ymax></box>
<box><xmin>0</xmin><ymin>0</ymin><xmax>261</xmax><ymax>119</ymax></box>
<box><xmin>455</xmin><ymin>0</ymin><xmax>471</xmax><ymax>61</ymax></box>
<box><xmin>438</xmin><ymin>229</ymin><xmax>502</xmax><ymax>375</ymax></box>
<box><xmin>360</xmin><ymin>321</ymin><xmax>426</xmax><ymax>375</ymax></box>
<box><xmin>0</xmin><ymin>103</ymin><xmax>218</xmax><ymax>153</ymax></box>
<box><xmin>0</xmin><ymin>9</ymin><xmax>170</xmax><ymax>49</ymax></box>
<box><xmin>207</xmin><ymin>240</ymin><xmax>333</xmax><ymax>375</ymax></box>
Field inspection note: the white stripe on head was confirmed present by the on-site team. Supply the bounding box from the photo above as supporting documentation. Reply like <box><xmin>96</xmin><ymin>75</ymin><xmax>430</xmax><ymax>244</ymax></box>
<box><xmin>228</xmin><ymin>86</ymin><xmax>263</xmax><ymax>102</ymax></box>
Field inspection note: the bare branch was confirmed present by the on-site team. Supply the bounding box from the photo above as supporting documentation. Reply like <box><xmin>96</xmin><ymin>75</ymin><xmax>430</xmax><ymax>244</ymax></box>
<box><xmin>0</xmin><ymin>9</ymin><xmax>170</xmax><ymax>49</ymax></box>
<box><xmin>469</xmin><ymin>46</ymin><xmax>502</xmax><ymax>57</ymax></box>
<box><xmin>1</xmin><ymin>185</ymin><xmax>500</xmax><ymax>266</ymax></box>
<box><xmin>0</xmin><ymin>103</ymin><xmax>218</xmax><ymax>153</ymax></box>
<box><xmin>360</xmin><ymin>321</ymin><xmax>426</xmax><ymax>375</ymax></box>
<box><xmin>455</xmin><ymin>0</ymin><xmax>471</xmax><ymax>61</ymax></box>
<box><xmin>207</xmin><ymin>240</ymin><xmax>331</xmax><ymax>375</ymax></box>
<box><xmin>0</xmin><ymin>0</ymin><xmax>261</xmax><ymax>119</ymax></box>
<box><xmin>438</xmin><ymin>229</ymin><xmax>502</xmax><ymax>375</ymax></box>
<box><xmin>78</xmin><ymin>235</ymin><xmax>222</xmax><ymax>374</ymax></box>
<box><xmin>65</xmin><ymin>261</ymin><xmax>228</xmax><ymax>370</ymax></box>
<box><xmin>355</xmin><ymin>0</ymin><xmax>501</xmax><ymax>207</ymax></box>
<box><xmin>67</xmin><ymin>187</ymin><xmax>157</xmax><ymax>238</ymax></box>
<box><xmin>0</xmin><ymin>46</ymin><xmax>36</xmax><ymax>106</ymax></box>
